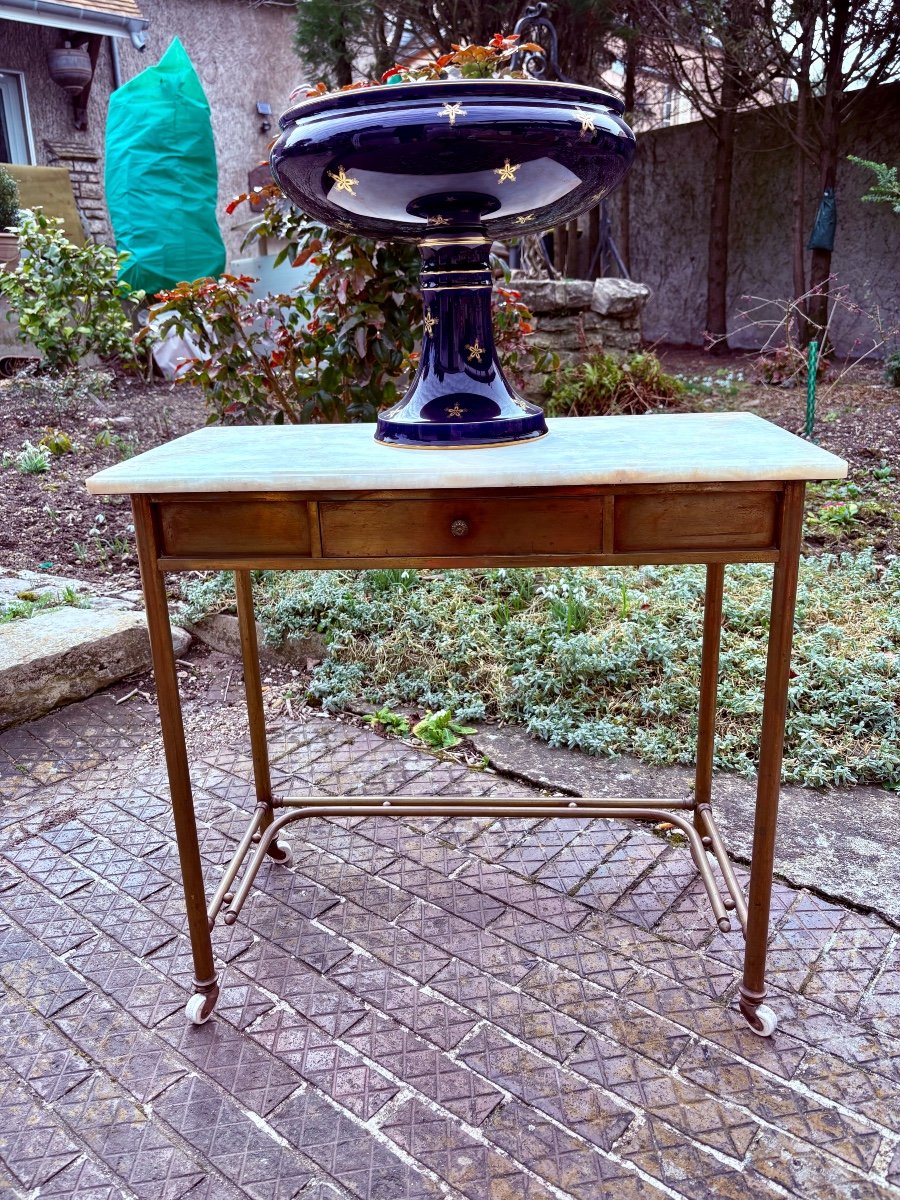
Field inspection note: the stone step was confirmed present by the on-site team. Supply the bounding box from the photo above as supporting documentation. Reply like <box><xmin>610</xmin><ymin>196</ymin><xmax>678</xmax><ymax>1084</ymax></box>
<box><xmin>0</xmin><ymin>606</ymin><xmax>189</xmax><ymax>729</ymax></box>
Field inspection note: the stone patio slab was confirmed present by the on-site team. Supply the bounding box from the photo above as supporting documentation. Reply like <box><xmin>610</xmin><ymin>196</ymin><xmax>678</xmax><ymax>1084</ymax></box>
<box><xmin>473</xmin><ymin>722</ymin><xmax>900</xmax><ymax>923</ymax></box>
<box><xmin>0</xmin><ymin>683</ymin><xmax>897</xmax><ymax>1199</ymax></box>
<box><xmin>0</xmin><ymin>606</ymin><xmax>190</xmax><ymax>729</ymax></box>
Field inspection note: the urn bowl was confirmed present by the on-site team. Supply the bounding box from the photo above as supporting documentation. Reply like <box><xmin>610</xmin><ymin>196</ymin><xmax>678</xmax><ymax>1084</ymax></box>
<box><xmin>271</xmin><ymin>78</ymin><xmax>635</xmax><ymax>240</ymax></box>
<box><xmin>271</xmin><ymin>79</ymin><xmax>635</xmax><ymax>448</ymax></box>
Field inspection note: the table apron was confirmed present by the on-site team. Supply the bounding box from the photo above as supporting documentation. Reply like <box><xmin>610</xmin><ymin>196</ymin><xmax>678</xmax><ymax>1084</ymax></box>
<box><xmin>146</xmin><ymin>482</ymin><xmax>788</xmax><ymax>570</ymax></box>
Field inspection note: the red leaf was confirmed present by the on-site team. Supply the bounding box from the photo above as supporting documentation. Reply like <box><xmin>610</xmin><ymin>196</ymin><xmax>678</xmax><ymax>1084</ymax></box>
<box><xmin>293</xmin><ymin>238</ymin><xmax>323</xmax><ymax>267</ymax></box>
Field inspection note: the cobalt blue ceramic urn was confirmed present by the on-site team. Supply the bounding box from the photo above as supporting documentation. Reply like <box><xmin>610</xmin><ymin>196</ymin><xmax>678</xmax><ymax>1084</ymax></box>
<box><xmin>271</xmin><ymin>79</ymin><xmax>635</xmax><ymax>447</ymax></box>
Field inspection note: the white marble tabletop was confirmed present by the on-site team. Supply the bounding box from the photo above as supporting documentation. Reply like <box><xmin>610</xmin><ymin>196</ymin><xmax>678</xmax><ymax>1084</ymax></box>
<box><xmin>86</xmin><ymin>413</ymin><xmax>847</xmax><ymax>495</ymax></box>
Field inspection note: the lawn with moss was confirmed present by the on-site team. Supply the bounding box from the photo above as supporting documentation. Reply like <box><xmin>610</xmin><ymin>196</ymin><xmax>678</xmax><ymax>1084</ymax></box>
<box><xmin>184</xmin><ymin>552</ymin><xmax>900</xmax><ymax>790</ymax></box>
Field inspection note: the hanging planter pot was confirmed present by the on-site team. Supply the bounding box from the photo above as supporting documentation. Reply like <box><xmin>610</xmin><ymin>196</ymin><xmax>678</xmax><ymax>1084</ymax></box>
<box><xmin>0</xmin><ymin>233</ymin><xmax>18</xmax><ymax>272</ymax></box>
<box><xmin>47</xmin><ymin>43</ymin><xmax>93</xmax><ymax>96</ymax></box>
<box><xmin>0</xmin><ymin>167</ymin><xmax>19</xmax><ymax>271</ymax></box>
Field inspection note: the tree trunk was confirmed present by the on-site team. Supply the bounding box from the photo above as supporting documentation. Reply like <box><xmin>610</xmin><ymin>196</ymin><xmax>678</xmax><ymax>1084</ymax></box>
<box><xmin>554</xmin><ymin>224</ymin><xmax>567</xmax><ymax>275</ymax></box>
<box><xmin>588</xmin><ymin>204</ymin><xmax>600</xmax><ymax>277</ymax></box>
<box><xmin>806</xmin><ymin>139</ymin><xmax>838</xmax><ymax>344</ymax></box>
<box><xmin>805</xmin><ymin>0</ymin><xmax>850</xmax><ymax>345</ymax></box>
<box><xmin>333</xmin><ymin>16</ymin><xmax>353</xmax><ymax>88</ymax></box>
<box><xmin>705</xmin><ymin>71</ymin><xmax>739</xmax><ymax>353</ymax></box>
<box><xmin>565</xmin><ymin>218</ymin><xmax>580</xmax><ymax>278</ymax></box>
<box><xmin>620</xmin><ymin>22</ymin><xmax>638</xmax><ymax>272</ymax></box>
<box><xmin>790</xmin><ymin>33</ymin><xmax>813</xmax><ymax>346</ymax></box>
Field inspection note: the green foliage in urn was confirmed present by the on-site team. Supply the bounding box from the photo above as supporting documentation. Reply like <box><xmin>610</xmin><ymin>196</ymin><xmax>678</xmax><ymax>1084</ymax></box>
<box><xmin>0</xmin><ymin>166</ymin><xmax>19</xmax><ymax>230</ymax></box>
<box><xmin>0</xmin><ymin>210</ymin><xmax>144</xmax><ymax>371</ymax></box>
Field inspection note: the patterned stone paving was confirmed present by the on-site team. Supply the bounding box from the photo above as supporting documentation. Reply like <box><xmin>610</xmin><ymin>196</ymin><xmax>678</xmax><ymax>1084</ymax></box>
<box><xmin>0</xmin><ymin>689</ymin><xmax>899</xmax><ymax>1199</ymax></box>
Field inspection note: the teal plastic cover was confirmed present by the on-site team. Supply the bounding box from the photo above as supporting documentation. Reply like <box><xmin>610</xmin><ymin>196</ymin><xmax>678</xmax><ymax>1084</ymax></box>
<box><xmin>105</xmin><ymin>37</ymin><xmax>226</xmax><ymax>294</ymax></box>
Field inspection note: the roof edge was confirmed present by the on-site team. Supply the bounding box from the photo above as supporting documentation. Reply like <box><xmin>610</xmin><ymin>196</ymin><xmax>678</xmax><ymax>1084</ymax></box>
<box><xmin>0</xmin><ymin>1</ymin><xmax>149</xmax><ymax>48</ymax></box>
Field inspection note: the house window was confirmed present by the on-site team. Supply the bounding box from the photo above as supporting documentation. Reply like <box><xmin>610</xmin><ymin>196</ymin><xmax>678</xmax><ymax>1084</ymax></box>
<box><xmin>662</xmin><ymin>85</ymin><xmax>675</xmax><ymax>125</ymax></box>
<box><xmin>0</xmin><ymin>71</ymin><xmax>35</xmax><ymax>164</ymax></box>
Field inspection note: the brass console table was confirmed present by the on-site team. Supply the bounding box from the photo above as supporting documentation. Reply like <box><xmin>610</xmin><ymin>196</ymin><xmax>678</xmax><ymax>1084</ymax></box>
<box><xmin>87</xmin><ymin>414</ymin><xmax>847</xmax><ymax>1035</ymax></box>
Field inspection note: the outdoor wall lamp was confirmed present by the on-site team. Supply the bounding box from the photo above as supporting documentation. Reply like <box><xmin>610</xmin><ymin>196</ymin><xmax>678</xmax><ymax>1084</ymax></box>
<box><xmin>256</xmin><ymin>101</ymin><xmax>272</xmax><ymax>134</ymax></box>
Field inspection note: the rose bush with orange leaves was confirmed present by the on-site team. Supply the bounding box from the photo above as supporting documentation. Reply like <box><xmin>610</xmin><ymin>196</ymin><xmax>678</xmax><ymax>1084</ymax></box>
<box><xmin>144</xmin><ymin>184</ymin><xmax>554</xmax><ymax>426</ymax></box>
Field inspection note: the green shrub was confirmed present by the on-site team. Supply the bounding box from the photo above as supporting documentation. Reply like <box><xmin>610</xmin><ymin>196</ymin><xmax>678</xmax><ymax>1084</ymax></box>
<box><xmin>39</xmin><ymin>427</ymin><xmax>74</xmax><ymax>456</ymax></box>
<box><xmin>412</xmin><ymin>709</ymin><xmax>477</xmax><ymax>749</ymax></box>
<box><xmin>0</xmin><ymin>166</ymin><xmax>19</xmax><ymax>230</ymax></box>
<box><xmin>884</xmin><ymin>350</ymin><xmax>900</xmax><ymax>387</ymax></box>
<box><xmin>0</xmin><ymin>209</ymin><xmax>144</xmax><ymax>371</ymax></box>
<box><xmin>544</xmin><ymin>351</ymin><xmax>685</xmax><ymax>416</ymax></box>
<box><xmin>183</xmin><ymin>552</ymin><xmax>900</xmax><ymax>789</ymax></box>
<box><xmin>847</xmin><ymin>156</ymin><xmax>900</xmax><ymax>214</ymax></box>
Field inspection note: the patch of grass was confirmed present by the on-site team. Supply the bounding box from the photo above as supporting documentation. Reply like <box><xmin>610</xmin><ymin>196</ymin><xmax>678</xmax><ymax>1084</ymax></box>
<box><xmin>4</xmin><ymin>441</ymin><xmax>52</xmax><ymax>474</ymax></box>
<box><xmin>806</xmin><ymin>466</ymin><xmax>899</xmax><ymax>551</ymax></box>
<box><xmin>0</xmin><ymin>585</ymin><xmax>86</xmax><ymax>624</ymax></box>
<box><xmin>675</xmin><ymin>367</ymin><xmax>746</xmax><ymax>398</ymax></box>
<box><xmin>183</xmin><ymin>554</ymin><xmax>900</xmax><ymax>789</ymax></box>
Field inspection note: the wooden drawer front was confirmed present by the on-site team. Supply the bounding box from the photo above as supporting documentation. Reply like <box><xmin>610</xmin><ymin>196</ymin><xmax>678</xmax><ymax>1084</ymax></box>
<box><xmin>615</xmin><ymin>490</ymin><xmax>778</xmax><ymax>552</ymax></box>
<box><xmin>157</xmin><ymin>501</ymin><xmax>310</xmax><ymax>558</ymax></box>
<box><xmin>320</xmin><ymin>497</ymin><xmax>603</xmax><ymax>559</ymax></box>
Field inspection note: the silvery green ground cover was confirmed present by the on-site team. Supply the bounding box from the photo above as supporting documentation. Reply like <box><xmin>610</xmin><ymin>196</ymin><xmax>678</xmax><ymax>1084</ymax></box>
<box><xmin>183</xmin><ymin>551</ymin><xmax>900</xmax><ymax>789</ymax></box>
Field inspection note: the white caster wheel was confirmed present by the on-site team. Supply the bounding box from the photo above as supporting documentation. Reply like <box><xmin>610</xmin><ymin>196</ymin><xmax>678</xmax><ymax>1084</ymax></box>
<box><xmin>269</xmin><ymin>841</ymin><xmax>294</xmax><ymax>866</ymax></box>
<box><xmin>746</xmin><ymin>1004</ymin><xmax>778</xmax><ymax>1037</ymax></box>
<box><xmin>185</xmin><ymin>992</ymin><xmax>215</xmax><ymax>1025</ymax></box>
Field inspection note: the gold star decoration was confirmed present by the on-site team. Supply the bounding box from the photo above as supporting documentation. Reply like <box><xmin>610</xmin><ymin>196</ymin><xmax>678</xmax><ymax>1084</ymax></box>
<box><xmin>423</xmin><ymin>310</ymin><xmax>438</xmax><ymax>336</ymax></box>
<box><xmin>574</xmin><ymin>109</ymin><xmax>596</xmax><ymax>137</ymax></box>
<box><xmin>438</xmin><ymin>102</ymin><xmax>466</xmax><ymax>126</ymax></box>
<box><xmin>465</xmin><ymin>339</ymin><xmax>485</xmax><ymax>363</ymax></box>
<box><xmin>493</xmin><ymin>159</ymin><xmax>520</xmax><ymax>184</ymax></box>
<box><xmin>446</xmin><ymin>404</ymin><xmax>466</xmax><ymax>418</ymax></box>
<box><xmin>514</xmin><ymin>212</ymin><xmax>537</xmax><ymax>225</ymax></box>
<box><xmin>327</xmin><ymin>165</ymin><xmax>359</xmax><ymax>196</ymax></box>
<box><xmin>429</xmin><ymin>215</ymin><xmax>451</xmax><ymax>226</ymax></box>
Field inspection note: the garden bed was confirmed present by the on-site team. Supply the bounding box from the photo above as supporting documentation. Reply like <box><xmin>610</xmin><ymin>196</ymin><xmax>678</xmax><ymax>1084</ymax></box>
<box><xmin>660</xmin><ymin>349</ymin><xmax>900</xmax><ymax>559</ymax></box>
<box><xmin>3</xmin><ymin>352</ymin><xmax>897</xmax><ymax>786</ymax></box>
<box><xmin>1</xmin><ymin>352</ymin><xmax>896</xmax><ymax>585</ymax></box>
<box><xmin>0</xmin><ymin>369</ymin><xmax>204</xmax><ymax>587</ymax></box>
<box><xmin>181</xmin><ymin>551</ymin><xmax>900</xmax><ymax>791</ymax></box>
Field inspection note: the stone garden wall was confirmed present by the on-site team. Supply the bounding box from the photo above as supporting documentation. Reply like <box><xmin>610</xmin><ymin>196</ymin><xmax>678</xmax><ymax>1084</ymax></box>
<box><xmin>512</xmin><ymin>277</ymin><xmax>651</xmax><ymax>368</ymax></box>
<box><xmin>607</xmin><ymin>82</ymin><xmax>900</xmax><ymax>358</ymax></box>
<box><xmin>510</xmin><ymin>276</ymin><xmax>651</xmax><ymax>392</ymax></box>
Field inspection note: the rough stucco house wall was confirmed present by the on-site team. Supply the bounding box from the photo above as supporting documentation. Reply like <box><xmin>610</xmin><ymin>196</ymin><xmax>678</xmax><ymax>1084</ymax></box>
<box><xmin>0</xmin><ymin>0</ymin><xmax>303</xmax><ymax>261</ymax></box>
<box><xmin>608</xmin><ymin>83</ymin><xmax>900</xmax><ymax>359</ymax></box>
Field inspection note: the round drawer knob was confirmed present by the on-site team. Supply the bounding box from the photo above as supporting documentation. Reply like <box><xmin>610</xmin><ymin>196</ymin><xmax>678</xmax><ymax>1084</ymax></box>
<box><xmin>450</xmin><ymin>519</ymin><xmax>469</xmax><ymax>538</ymax></box>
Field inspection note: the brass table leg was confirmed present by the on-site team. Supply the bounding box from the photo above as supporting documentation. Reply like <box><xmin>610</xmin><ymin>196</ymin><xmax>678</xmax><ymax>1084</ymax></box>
<box><xmin>739</xmin><ymin>481</ymin><xmax>806</xmax><ymax>1036</ymax></box>
<box><xmin>234</xmin><ymin>571</ymin><xmax>291</xmax><ymax>865</ymax></box>
<box><xmin>133</xmin><ymin>497</ymin><xmax>219</xmax><ymax>1024</ymax></box>
<box><xmin>693</xmin><ymin>562</ymin><xmax>748</xmax><ymax>931</ymax></box>
<box><xmin>694</xmin><ymin>562</ymin><xmax>724</xmax><ymax>814</ymax></box>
